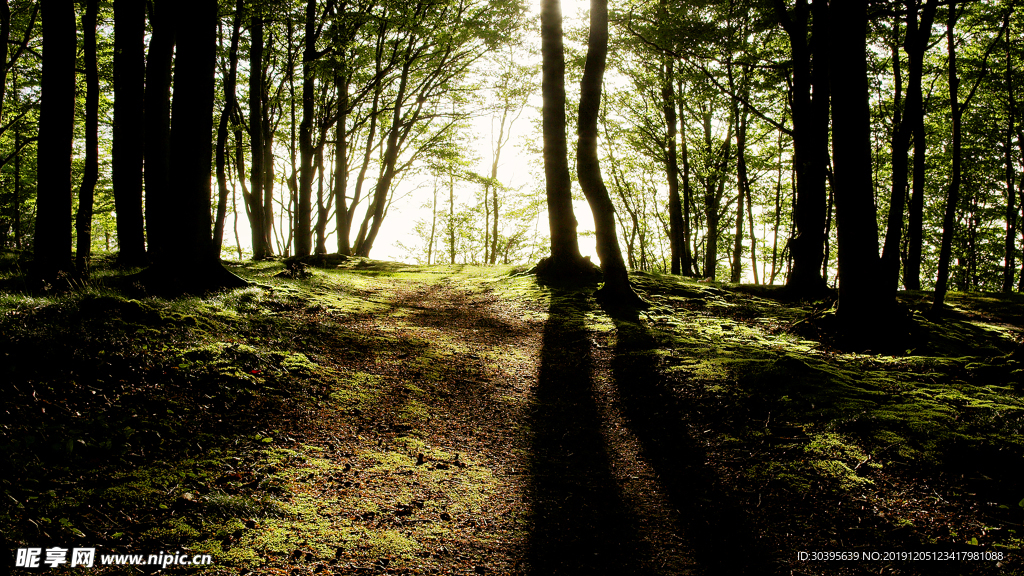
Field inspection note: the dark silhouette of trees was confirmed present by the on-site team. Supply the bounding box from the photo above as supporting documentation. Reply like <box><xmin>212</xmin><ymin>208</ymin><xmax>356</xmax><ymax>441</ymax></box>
<box><xmin>111</xmin><ymin>0</ymin><xmax>147</xmax><ymax>266</ymax></box>
<box><xmin>31</xmin><ymin>0</ymin><xmax>75</xmax><ymax>286</ymax></box>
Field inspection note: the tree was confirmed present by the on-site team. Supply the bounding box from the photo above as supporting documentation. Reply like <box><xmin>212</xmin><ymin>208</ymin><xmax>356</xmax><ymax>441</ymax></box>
<box><xmin>143</xmin><ymin>0</ymin><xmax>246</xmax><ymax>292</ymax></box>
<box><xmin>577</xmin><ymin>0</ymin><xmax>644</xmax><ymax>306</ymax></box>
<box><xmin>829</xmin><ymin>0</ymin><xmax>892</xmax><ymax>347</ymax></box>
<box><xmin>31</xmin><ymin>0</ymin><xmax>76</xmax><ymax>287</ymax></box>
<box><xmin>534</xmin><ymin>0</ymin><xmax>591</xmax><ymax>276</ymax></box>
<box><xmin>75</xmin><ymin>0</ymin><xmax>99</xmax><ymax>275</ymax></box>
<box><xmin>111</xmin><ymin>0</ymin><xmax>147</xmax><ymax>266</ymax></box>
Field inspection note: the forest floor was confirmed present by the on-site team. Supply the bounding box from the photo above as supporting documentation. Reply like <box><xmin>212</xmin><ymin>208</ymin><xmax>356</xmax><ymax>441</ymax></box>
<box><xmin>2</xmin><ymin>255</ymin><xmax>1024</xmax><ymax>576</ymax></box>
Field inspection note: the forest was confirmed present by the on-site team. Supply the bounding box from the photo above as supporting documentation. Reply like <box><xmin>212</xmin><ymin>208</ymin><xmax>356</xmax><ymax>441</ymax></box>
<box><xmin>1</xmin><ymin>0</ymin><xmax>1024</xmax><ymax>574</ymax></box>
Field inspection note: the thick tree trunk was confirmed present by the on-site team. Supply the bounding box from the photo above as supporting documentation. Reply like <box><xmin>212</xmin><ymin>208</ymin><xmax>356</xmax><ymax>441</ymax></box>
<box><xmin>143</xmin><ymin>0</ymin><xmax>175</xmax><ymax>264</ymax></box>
<box><xmin>577</xmin><ymin>0</ymin><xmax>640</xmax><ymax>305</ymax></box>
<box><xmin>537</xmin><ymin>0</ymin><xmax>588</xmax><ymax>275</ymax></box>
<box><xmin>829</xmin><ymin>0</ymin><xmax>890</xmax><ymax>348</ymax></box>
<box><xmin>112</xmin><ymin>0</ymin><xmax>147</xmax><ymax>266</ymax></box>
<box><xmin>144</xmin><ymin>0</ymin><xmax>246</xmax><ymax>293</ymax></box>
<box><xmin>75</xmin><ymin>0</ymin><xmax>99</xmax><ymax>276</ymax></box>
<box><xmin>32</xmin><ymin>0</ymin><xmax>76</xmax><ymax>286</ymax></box>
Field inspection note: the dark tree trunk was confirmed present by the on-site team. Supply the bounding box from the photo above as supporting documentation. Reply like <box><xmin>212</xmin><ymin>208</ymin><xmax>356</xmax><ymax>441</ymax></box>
<box><xmin>214</xmin><ymin>0</ymin><xmax>244</xmax><ymax>257</ymax></box>
<box><xmin>335</xmin><ymin>70</ymin><xmax>349</xmax><ymax>254</ymax></box>
<box><xmin>775</xmin><ymin>0</ymin><xmax>829</xmax><ymax>296</ymax></box>
<box><xmin>829</xmin><ymin>0</ymin><xmax>890</xmax><ymax>348</ymax></box>
<box><xmin>890</xmin><ymin>0</ymin><xmax>937</xmax><ymax>291</ymax></box>
<box><xmin>32</xmin><ymin>0</ymin><xmax>76</xmax><ymax>286</ymax></box>
<box><xmin>143</xmin><ymin>0</ymin><xmax>175</xmax><ymax>263</ymax></box>
<box><xmin>933</xmin><ymin>3</ymin><xmax>962</xmax><ymax>313</ymax></box>
<box><xmin>1003</xmin><ymin>10</ymin><xmax>1016</xmax><ymax>293</ymax></box>
<box><xmin>112</xmin><ymin>0</ymin><xmax>147</xmax><ymax>266</ymax></box>
<box><xmin>536</xmin><ymin>0</ymin><xmax>588</xmax><ymax>275</ymax></box>
<box><xmin>902</xmin><ymin>0</ymin><xmax>938</xmax><ymax>291</ymax></box>
<box><xmin>248</xmin><ymin>10</ymin><xmax>271</xmax><ymax>258</ymax></box>
<box><xmin>577</xmin><ymin>0</ymin><xmax>640</xmax><ymax>305</ymax></box>
<box><xmin>295</xmin><ymin>0</ymin><xmax>318</xmax><ymax>257</ymax></box>
<box><xmin>75</xmin><ymin>0</ymin><xmax>99</xmax><ymax>276</ymax></box>
<box><xmin>145</xmin><ymin>0</ymin><xmax>245</xmax><ymax>293</ymax></box>
<box><xmin>678</xmin><ymin>85</ymin><xmax>696</xmax><ymax>276</ymax></box>
<box><xmin>663</xmin><ymin>60</ymin><xmax>684</xmax><ymax>275</ymax></box>
<box><xmin>732</xmin><ymin>103</ymin><xmax>750</xmax><ymax>283</ymax></box>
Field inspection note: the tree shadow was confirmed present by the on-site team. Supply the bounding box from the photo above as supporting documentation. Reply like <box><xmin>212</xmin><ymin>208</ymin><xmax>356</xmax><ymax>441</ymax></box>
<box><xmin>609</xmin><ymin>319</ymin><xmax>772</xmax><ymax>576</ymax></box>
<box><xmin>526</xmin><ymin>289</ymin><xmax>642</xmax><ymax>575</ymax></box>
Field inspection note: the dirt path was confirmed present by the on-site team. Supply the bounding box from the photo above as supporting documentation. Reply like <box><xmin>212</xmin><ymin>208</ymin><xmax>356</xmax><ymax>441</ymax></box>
<box><xmin>267</xmin><ymin>273</ymin><xmax>710</xmax><ymax>575</ymax></box>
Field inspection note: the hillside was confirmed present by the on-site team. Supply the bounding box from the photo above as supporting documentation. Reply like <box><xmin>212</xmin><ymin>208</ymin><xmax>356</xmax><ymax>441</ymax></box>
<box><xmin>2</xmin><ymin>258</ymin><xmax>1022</xmax><ymax>575</ymax></box>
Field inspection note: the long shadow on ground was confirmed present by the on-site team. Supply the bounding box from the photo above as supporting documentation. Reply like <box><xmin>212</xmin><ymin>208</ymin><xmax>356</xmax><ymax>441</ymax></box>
<box><xmin>610</xmin><ymin>320</ymin><xmax>772</xmax><ymax>576</ymax></box>
<box><xmin>526</xmin><ymin>291</ymin><xmax>642</xmax><ymax>575</ymax></box>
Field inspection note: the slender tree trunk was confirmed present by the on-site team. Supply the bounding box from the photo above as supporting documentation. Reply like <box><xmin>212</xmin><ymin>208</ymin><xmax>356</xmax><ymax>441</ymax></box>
<box><xmin>537</xmin><ymin>0</ymin><xmax>587</xmax><ymax>274</ymax></box>
<box><xmin>214</xmin><ymin>0</ymin><xmax>244</xmax><ymax>257</ymax></box>
<box><xmin>678</xmin><ymin>85</ymin><xmax>696</xmax><ymax>276</ymax></box>
<box><xmin>75</xmin><ymin>0</ymin><xmax>99</xmax><ymax>276</ymax></box>
<box><xmin>663</xmin><ymin>60</ymin><xmax>684</xmax><ymax>275</ymax></box>
<box><xmin>112</xmin><ymin>0</ymin><xmax>147</xmax><ymax>266</ymax></box>
<box><xmin>731</xmin><ymin>101</ymin><xmax>750</xmax><ymax>283</ymax></box>
<box><xmin>32</xmin><ymin>0</ymin><xmax>76</xmax><ymax>286</ymax></box>
<box><xmin>143</xmin><ymin>0</ymin><xmax>175</xmax><ymax>264</ymax></box>
<box><xmin>576</xmin><ymin>0</ymin><xmax>639</xmax><ymax>305</ymax></box>
<box><xmin>295</xmin><ymin>0</ymin><xmax>319</xmax><ymax>257</ymax></box>
<box><xmin>336</xmin><ymin>71</ymin><xmax>350</xmax><ymax>254</ymax></box>
<box><xmin>1003</xmin><ymin>9</ymin><xmax>1016</xmax><ymax>293</ymax></box>
<box><xmin>249</xmin><ymin>10</ymin><xmax>271</xmax><ymax>258</ymax></box>
<box><xmin>933</xmin><ymin>2</ymin><xmax>962</xmax><ymax>313</ymax></box>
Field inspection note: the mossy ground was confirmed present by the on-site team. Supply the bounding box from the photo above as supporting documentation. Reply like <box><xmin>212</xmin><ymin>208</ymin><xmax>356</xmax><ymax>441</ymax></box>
<box><xmin>1</xmin><ymin>259</ymin><xmax>1022</xmax><ymax>575</ymax></box>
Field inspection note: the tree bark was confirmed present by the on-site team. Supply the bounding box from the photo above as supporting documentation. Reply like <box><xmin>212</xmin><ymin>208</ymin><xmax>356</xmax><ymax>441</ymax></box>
<box><xmin>248</xmin><ymin>9</ymin><xmax>272</xmax><ymax>258</ymax></box>
<box><xmin>775</xmin><ymin>0</ymin><xmax>829</xmax><ymax>296</ymax></box>
<box><xmin>829</xmin><ymin>0</ymin><xmax>890</xmax><ymax>347</ymax></box>
<box><xmin>145</xmin><ymin>0</ymin><xmax>246</xmax><ymax>292</ymax></box>
<box><xmin>214</xmin><ymin>0</ymin><xmax>244</xmax><ymax>257</ymax></box>
<box><xmin>537</xmin><ymin>0</ymin><xmax>588</xmax><ymax>275</ymax></box>
<box><xmin>577</xmin><ymin>0</ymin><xmax>642</xmax><ymax>306</ymax></box>
<box><xmin>76</xmin><ymin>0</ymin><xmax>99</xmax><ymax>275</ymax></box>
<box><xmin>932</xmin><ymin>2</ymin><xmax>962</xmax><ymax>313</ymax></box>
<box><xmin>32</xmin><ymin>0</ymin><xmax>76</xmax><ymax>286</ymax></box>
<box><xmin>143</xmin><ymin>0</ymin><xmax>175</xmax><ymax>264</ymax></box>
<box><xmin>663</xmin><ymin>60</ymin><xmax>685</xmax><ymax>275</ymax></box>
<box><xmin>112</xmin><ymin>0</ymin><xmax>147</xmax><ymax>266</ymax></box>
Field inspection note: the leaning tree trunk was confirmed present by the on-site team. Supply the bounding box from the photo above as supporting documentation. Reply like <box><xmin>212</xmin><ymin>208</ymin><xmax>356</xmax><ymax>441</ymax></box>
<box><xmin>576</xmin><ymin>0</ymin><xmax>643</xmax><ymax>307</ymax></box>
<box><xmin>32</xmin><ymin>0</ymin><xmax>76</xmax><ymax>287</ymax></box>
<box><xmin>111</xmin><ymin>0</ymin><xmax>147</xmax><ymax>266</ymax></box>
<box><xmin>75</xmin><ymin>0</ymin><xmax>99</xmax><ymax>276</ymax></box>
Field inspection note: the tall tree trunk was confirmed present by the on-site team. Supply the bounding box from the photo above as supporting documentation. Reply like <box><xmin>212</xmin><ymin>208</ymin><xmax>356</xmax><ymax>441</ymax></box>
<box><xmin>214</xmin><ymin>0</ymin><xmax>244</xmax><ymax>257</ymax></box>
<box><xmin>577</xmin><ymin>0</ymin><xmax>639</xmax><ymax>304</ymax></box>
<box><xmin>143</xmin><ymin>0</ymin><xmax>175</xmax><ymax>264</ymax></box>
<box><xmin>1003</xmin><ymin>9</ymin><xmax>1016</xmax><ymax>293</ymax></box>
<box><xmin>248</xmin><ymin>10</ymin><xmax>271</xmax><ymax>258</ymax></box>
<box><xmin>902</xmin><ymin>0</ymin><xmax>938</xmax><ymax>291</ymax></box>
<box><xmin>678</xmin><ymin>84</ymin><xmax>696</xmax><ymax>276</ymax></box>
<box><xmin>537</xmin><ymin>0</ymin><xmax>587</xmax><ymax>275</ymax></box>
<box><xmin>775</xmin><ymin>0</ymin><xmax>829</xmax><ymax>296</ymax></box>
<box><xmin>829</xmin><ymin>0</ymin><xmax>889</xmax><ymax>347</ymax></box>
<box><xmin>933</xmin><ymin>2</ymin><xmax>963</xmax><ymax>313</ymax></box>
<box><xmin>663</xmin><ymin>60</ymin><xmax>684</xmax><ymax>275</ymax></box>
<box><xmin>335</xmin><ymin>70</ymin><xmax>350</xmax><ymax>254</ymax></box>
<box><xmin>32</xmin><ymin>0</ymin><xmax>76</xmax><ymax>286</ymax></box>
<box><xmin>147</xmin><ymin>0</ymin><xmax>245</xmax><ymax>292</ymax></box>
<box><xmin>295</xmin><ymin>0</ymin><xmax>318</xmax><ymax>257</ymax></box>
<box><xmin>76</xmin><ymin>0</ymin><xmax>99</xmax><ymax>276</ymax></box>
<box><xmin>112</xmin><ymin>0</ymin><xmax>147</xmax><ymax>266</ymax></box>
